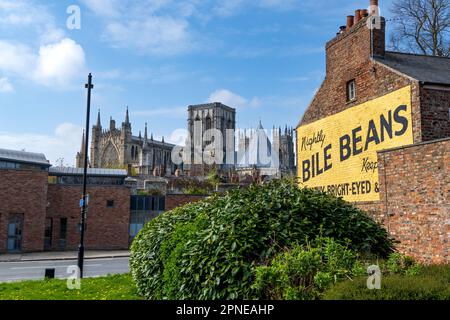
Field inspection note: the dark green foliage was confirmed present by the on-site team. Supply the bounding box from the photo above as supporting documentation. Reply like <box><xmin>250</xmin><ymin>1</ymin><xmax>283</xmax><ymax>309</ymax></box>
<box><xmin>130</xmin><ymin>179</ymin><xmax>394</xmax><ymax>300</ymax></box>
<box><xmin>323</xmin><ymin>265</ymin><xmax>450</xmax><ymax>300</ymax></box>
<box><xmin>252</xmin><ymin>237</ymin><xmax>366</xmax><ymax>300</ymax></box>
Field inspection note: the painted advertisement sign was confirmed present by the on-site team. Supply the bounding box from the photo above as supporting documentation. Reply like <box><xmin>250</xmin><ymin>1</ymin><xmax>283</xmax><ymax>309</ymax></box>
<box><xmin>296</xmin><ymin>86</ymin><xmax>413</xmax><ymax>202</ymax></box>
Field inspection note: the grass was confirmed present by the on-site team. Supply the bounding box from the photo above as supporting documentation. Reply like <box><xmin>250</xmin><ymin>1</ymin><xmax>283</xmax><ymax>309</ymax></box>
<box><xmin>0</xmin><ymin>274</ymin><xmax>143</xmax><ymax>300</ymax></box>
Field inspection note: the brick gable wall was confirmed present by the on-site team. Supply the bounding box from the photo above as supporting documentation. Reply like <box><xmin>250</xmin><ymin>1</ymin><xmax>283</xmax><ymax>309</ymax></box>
<box><xmin>0</xmin><ymin>169</ymin><xmax>48</xmax><ymax>253</ymax></box>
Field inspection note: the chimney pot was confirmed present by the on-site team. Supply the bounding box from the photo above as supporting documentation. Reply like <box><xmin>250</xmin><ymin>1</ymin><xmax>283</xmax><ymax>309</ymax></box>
<box><xmin>346</xmin><ymin>15</ymin><xmax>355</xmax><ymax>31</ymax></box>
<box><xmin>361</xmin><ymin>9</ymin><xmax>369</xmax><ymax>17</ymax></box>
<box><xmin>370</xmin><ymin>0</ymin><xmax>380</xmax><ymax>16</ymax></box>
<box><xmin>355</xmin><ymin>9</ymin><xmax>362</xmax><ymax>23</ymax></box>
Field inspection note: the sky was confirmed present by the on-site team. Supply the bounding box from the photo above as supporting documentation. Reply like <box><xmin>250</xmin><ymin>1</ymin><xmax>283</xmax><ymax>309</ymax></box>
<box><xmin>0</xmin><ymin>0</ymin><xmax>395</xmax><ymax>166</ymax></box>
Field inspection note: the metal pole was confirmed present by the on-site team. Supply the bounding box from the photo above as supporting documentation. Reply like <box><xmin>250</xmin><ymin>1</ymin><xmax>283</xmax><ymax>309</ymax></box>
<box><xmin>78</xmin><ymin>73</ymin><xmax>94</xmax><ymax>278</ymax></box>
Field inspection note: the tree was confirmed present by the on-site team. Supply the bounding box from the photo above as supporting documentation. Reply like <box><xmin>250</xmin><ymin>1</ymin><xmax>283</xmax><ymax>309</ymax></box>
<box><xmin>390</xmin><ymin>0</ymin><xmax>450</xmax><ymax>57</ymax></box>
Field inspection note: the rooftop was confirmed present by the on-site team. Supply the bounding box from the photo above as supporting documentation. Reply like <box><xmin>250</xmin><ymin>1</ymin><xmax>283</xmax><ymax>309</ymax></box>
<box><xmin>375</xmin><ymin>52</ymin><xmax>450</xmax><ymax>85</ymax></box>
<box><xmin>49</xmin><ymin>167</ymin><xmax>128</xmax><ymax>177</ymax></box>
<box><xmin>0</xmin><ymin>148</ymin><xmax>50</xmax><ymax>167</ymax></box>
<box><xmin>188</xmin><ymin>102</ymin><xmax>236</xmax><ymax>112</ymax></box>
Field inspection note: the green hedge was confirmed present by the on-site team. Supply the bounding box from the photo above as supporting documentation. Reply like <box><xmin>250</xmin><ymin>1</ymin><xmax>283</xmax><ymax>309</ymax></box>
<box><xmin>130</xmin><ymin>179</ymin><xmax>394</xmax><ymax>300</ymax></box>
<box><xmin>323</xmin><ymin>265</ymin><xmax>450</xmax><ymax>300</ymax></box>
<box><xmin>252</xmin><ymin>237</ymin><xmax>367</xmax><ymax>300</ymax></box>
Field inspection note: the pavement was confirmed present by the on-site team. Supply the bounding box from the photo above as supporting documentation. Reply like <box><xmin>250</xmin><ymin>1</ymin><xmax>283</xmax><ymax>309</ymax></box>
<box><xmin>0</xmin><ymin>250</ymin><xmax>130</xmax><ymax>263</ymax></box>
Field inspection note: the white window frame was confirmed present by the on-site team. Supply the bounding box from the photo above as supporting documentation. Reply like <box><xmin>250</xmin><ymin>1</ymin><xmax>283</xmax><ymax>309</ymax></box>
<box><xmin>347</xmin><ymin>80</ymin><xmax>356</xmax><ymax>102</ymax></box>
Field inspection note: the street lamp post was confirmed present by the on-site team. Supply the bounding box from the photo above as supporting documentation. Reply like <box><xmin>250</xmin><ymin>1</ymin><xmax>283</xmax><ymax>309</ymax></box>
<box><xmin>78</xmin><ymin>73</ymin><xmax>94</xmax><ymax>278</ymax></box>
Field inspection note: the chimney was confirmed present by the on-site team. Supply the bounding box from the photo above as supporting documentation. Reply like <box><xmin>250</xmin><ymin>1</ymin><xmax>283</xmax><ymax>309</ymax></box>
<box><xmin>370</xmin><ymin>0</ymin><xmax>380</xmax><ymax>16</ymax></box>
<box><xmin>355</xmin><ymin>9</ymin><xmax>362</xmax><ymax>23</ymax></box>
<box><xmin>361</xmin><ymin>9</ymin><xmax>369</xmax><ymax>17</ymax></box>
<box><xmin>346</xmin><ymin>15</ymin><xmax>354</xmax><ymax>31</ymax></box>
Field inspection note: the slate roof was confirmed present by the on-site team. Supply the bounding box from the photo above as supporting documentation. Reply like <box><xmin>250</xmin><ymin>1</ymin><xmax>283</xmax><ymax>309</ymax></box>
<box><xmin>375</xmin><ymin>52</ymin><xmax>450</xmax><ymax>85</ymax></box>
<box><xmin>49</xmin><ymin>167</ymin><xmax>127</xmax><ymax>177</ymax></box>
<box><xmin>0</xmin><ymin>148</ymin><xmax>50</xmax><ymax>166</ymax></box>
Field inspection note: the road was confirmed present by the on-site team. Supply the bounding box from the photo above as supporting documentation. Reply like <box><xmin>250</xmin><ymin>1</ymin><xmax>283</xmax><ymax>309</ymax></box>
<box><xmin>0</xmin><ymin>257</ymin><xmax>130</xmax><ymax>282</ymax></box>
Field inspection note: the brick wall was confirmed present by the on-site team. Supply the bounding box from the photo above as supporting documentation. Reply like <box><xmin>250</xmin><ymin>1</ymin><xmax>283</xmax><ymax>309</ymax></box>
<box><xmin>300</xmin><ymin>17</ymin><xmax>424</xmax><ymax>143</ymax></box>
<box><xmin>46</xmin><ymin>184</ymin><xmax>131</xmax><ymax>250</ymax></box>
<box><xmin>377</xmin><ymin>138</ymin><xmax>449</xmax><ymax>264</ymax></box>
<box><xmin>165</xmin><ymin>194</ymin><xmax>207</xmax><ymax>211</ymax></box>
<box><xmin>0</xmin><ymin>169</ymin><xmax>48</xmax><ymax>253</ymax></box>
<box><xmin>419</xmin><ymin>87</ymin><xmax>450</xmax><ymax>141</ymax></box>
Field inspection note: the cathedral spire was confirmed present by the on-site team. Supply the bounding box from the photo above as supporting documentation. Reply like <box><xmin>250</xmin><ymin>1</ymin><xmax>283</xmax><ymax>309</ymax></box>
<box><xmin>80</xmin><ymin>129</ymin><xmax>86</xmax><ymax>152</ymax></box>
<box><xmin>96</xmin><ymin>109</ymin><xmax>101</xmax><ymax>128</ymax></box>
<box><xmin>144</xmin><ymin>122</ymin><xmax>148</xmax><ymax>141</ymax></box>
<box><xmin>125</xmin><ymin>106</ymin><xmax>130</xmax><ymax>125</ymax></box>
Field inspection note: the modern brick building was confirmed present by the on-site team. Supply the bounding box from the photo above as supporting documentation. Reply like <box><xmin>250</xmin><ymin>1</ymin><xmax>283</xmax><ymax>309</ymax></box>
<box><xmin>47</xmin><ymin>167</ymin><xmax>131</xmax><ymax>251</ymax></box>
<box><xmin>296</xmin><ymin>0</ymin><xmax>449</xmax><ymax>263</ymax></box>
<box><xmin>0</xmin><ymin>149</ymin><xmax>131</xmax><ymax>253</ymax></box>
<box><xmin>0</xmin><ymin>149</ymin><xmax>51</xmax><ymax>253</ymax></box>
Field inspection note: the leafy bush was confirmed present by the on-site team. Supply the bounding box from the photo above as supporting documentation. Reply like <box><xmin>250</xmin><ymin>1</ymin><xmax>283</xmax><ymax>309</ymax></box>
<box><xmin>384</xmin><ymin>253</ymin><xmax>421</xmax><ymax>276</ymax></box>
<box><xmin>323</xmin><ymin>265</ymin><xmax>450</xmax><ymax>300</ymax></box>
<box><xmin>252</xmin><ymin>237</ymin><xmax>366</xmax><ymax>300</ymax></box>
<box><xmin>130</xmin><ymin>179</ymin><xmax>394</xmax><ymax>300</ymax></box>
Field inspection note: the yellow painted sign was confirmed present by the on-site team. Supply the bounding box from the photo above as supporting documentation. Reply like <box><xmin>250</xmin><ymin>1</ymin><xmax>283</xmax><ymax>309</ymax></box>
<box><xmin>296</xmin><ymin>86</ymin><xmax>413</xmax><ymax>202</ymax></box>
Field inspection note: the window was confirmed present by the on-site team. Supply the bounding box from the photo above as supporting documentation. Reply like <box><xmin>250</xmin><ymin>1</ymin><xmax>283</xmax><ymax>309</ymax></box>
<box><xmin>347</xmin><ymin>80</ymin><xmax>356</xmax><ymax>102</ymax></box>
<box><xmin>59</xmin><ymin>218</ymin><xmax>67</xmax><ymax>250</ymax></box>
<box><xmin>59</xmin><ymin>218</ymin><xmax>67</xmax><ymax>240</ymax></box>
<box><xmin>107</xmin><ymin>200</ymin><xmax>115</xmax><ymax>208</ymax></box>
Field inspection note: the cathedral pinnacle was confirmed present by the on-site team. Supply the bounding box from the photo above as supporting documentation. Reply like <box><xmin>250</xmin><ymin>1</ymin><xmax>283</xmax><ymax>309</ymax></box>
<box><xmin>96</xmin><ymin>109</ymin><xmax>101</xmax><ymax>128</ymax></box>
<box><xmin>125</xmin><ymin>106</ymin><xmax>130</xmax><ymax>125</ymax></box>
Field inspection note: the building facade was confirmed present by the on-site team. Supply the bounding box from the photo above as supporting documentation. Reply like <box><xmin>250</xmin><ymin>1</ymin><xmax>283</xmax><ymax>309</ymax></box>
<box><xmin>236</xmin><ymin>123</ymin><xmax>296</xmax><ymax>178</ymax></box>
<box><xmin>0</xmin><ymin>149</ymin><xmax>50</xmax><ymax>253</ymax></box>
<box><xmin>185</xmin><ymin>102</ymin><xmax>296</xmax><ymax>178</ymax></box>
<box><xmin>185</xmin><ymin>102</ymin><xmax>237</xmax><ymax>176</ymax></box>
<box><xmin>0</xmin><ymin>148</ymin><xmax>132</xmax><ymax>253</ymax></box>
<box><xmin>78</xmin><ymin>108</ymin><xmax>177</xmax><ymax>177</ymax></box>
<box><xmin>296</xmin><ymin>0</ymin><xmax>449</xmax><ymax>263</ymax></box>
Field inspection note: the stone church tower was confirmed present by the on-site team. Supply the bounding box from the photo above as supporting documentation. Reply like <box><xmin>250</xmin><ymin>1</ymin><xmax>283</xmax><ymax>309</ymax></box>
<box><xmin>76</xmin><ymin>108</ymin><xmax>176</xmax><ymax>176</ymax></box>
<box><xmin>185</xmin><ymin>102</ymin><xmax>236</xmax><ymax>176</ymax></box>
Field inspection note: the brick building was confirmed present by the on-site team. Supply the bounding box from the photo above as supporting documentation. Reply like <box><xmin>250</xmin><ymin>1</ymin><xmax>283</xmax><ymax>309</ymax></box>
<box><xmin>0</xmin><ymin>149</ymin><xmax>51</xmax><ymax>253</ymax></box>
<box><xmin>0</xmin><ymin>149</ymin><xmax>131</xmax><ymax>253</ymax></box>
<box><xmin>47</xmin><ymin>167</ymin><xmax>130</xmax><ymax>251</ymax></box>
<box><xmin>296</xmin><ymin>0</ymin><xmax>449</xmax><ymax>263</ymax></box>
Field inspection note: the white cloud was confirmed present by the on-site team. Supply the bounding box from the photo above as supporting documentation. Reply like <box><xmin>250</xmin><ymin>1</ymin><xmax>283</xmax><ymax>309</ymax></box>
<box><xmin>80</xmin><ymin>0</ymin><xmax>121</xmax><ymax>18</ymax></box>
<box><xmin>33</xmin><ymin>39</ymin><xmax>86</xmax><ymax>87</ymax></box>
<box><xmin>0</xmin><ymin>39</ymin><xmax>86</xmax><ymax>89</ymax></box>
<box><xmin>0</xmin><ymin>0</ymin><xmax>65</xmax><ymax>45</ymax></box>
<box><xmin>0</xmin><ymin>77</ymin><xmax>13</xmax><ymax>92</ymax></box>
<box><xmin>208</xmin><ymin>89</ymin><xmax>261</xmax><ymax>109</ymax></box>
<box><xmin>0</xmin><ymin>1</ymin><xmax>86</xmax><ymax>89</ymax></box>
<box><xmin>105</xmin><ymin>16</ymin><xmax>192</xmax><ymax>55</ymax></box>
<box><xmin>0</xmin><ymin>41</ymin><xmax>36</xmax><ymax>74</ymax></box>
<box><xmin>0</xmin><ymin>123</ymin><xmax>84</xmax><ymax>166</ymax></box>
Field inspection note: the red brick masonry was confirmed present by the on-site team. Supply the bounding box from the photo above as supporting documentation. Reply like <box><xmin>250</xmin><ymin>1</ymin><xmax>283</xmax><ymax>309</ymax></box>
<box><xmin>0</xmin><ymin>169</ymin><xmax>48</xmax><ymax>253</ymax></box>
<box><xmin>165</xmin><ymin>194</ymin><xmax>207</xmax><ymax>211</ymax></box>
<box><xmin>376</xmin><ymin>138</ymin><xmax>449</xmax><ymax>264</ymax></box>
<box><xmin>47</xmin><ymin>185</ymin><xmax>130</xmax><ymax>250</ymax></box>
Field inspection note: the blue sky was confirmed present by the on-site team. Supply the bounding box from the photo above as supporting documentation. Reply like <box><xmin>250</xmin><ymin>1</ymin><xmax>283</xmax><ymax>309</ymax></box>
<box><xmin>0</xmin><ymin>0</ymin><xmax>394</xmax><ymax>165</ymax></box>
